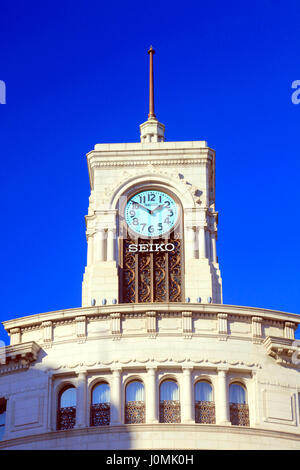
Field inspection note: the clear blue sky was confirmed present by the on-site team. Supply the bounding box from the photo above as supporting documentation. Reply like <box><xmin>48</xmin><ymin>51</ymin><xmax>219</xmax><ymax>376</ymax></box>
<box><xmin>1</xmin><ymin>0</ymin><xmax>300</xmax><ymax>343</ymax></box>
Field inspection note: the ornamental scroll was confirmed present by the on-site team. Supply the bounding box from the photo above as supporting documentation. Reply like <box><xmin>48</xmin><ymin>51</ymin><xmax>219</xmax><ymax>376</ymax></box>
<box><xmin>120</xmin><ymin>232</ymin><xmax>183</xmax><ymax>303</ymax></box>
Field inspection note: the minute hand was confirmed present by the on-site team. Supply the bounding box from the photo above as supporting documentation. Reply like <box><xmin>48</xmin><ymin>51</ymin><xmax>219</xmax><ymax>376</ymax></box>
<box><xmin>150</xmin><ymin>204</ymin><xmax>165</xmax><ymax>215</ymax></box>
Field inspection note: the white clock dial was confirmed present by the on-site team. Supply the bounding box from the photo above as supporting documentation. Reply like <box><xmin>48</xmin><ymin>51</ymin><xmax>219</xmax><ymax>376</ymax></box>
<box><xmin>125</xmin><ymin>190</ymin><xmax>178</xmax><ymax>237</ymax></box>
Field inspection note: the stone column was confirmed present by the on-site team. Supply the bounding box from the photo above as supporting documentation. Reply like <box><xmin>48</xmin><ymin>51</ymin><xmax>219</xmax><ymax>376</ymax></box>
<box><xmin>95</xmin><ymin>229</ymin><xmax>105</xmax><ymax>261</ymax></box>
<box><xmin>182</xmin><ymin>367</ymin><xmax>193</xmax><ymax>423</ymax></box>
<box><xmin>285</xmin><ymin>322</ymin><xmax>296</xmax><ymax>339</ymax></box>
<box><xmin>205</xmin><ymin>230</ymin><xmax>211</xmax><ymax>261</ymax></box>
<box><xmin>185</xmin><ymin>226</ymin><xmax>195</xmax><ymax>259</ymax></box>
<box><xmin>10</xmin><ymin>328</ymin><xmax>21</xmax><ymax>345</ymax></box>
<box><xmin>75</xmin><ymin>371</ymin><xmax>87</xmax><ymax>428</ymax></box>
<box><xmin>110</xmin><ymin>368</ymin><xmax>122</xmax><ymax>425</ymax></box>
<box><xmin>198</xmin><ymin>226</ymin><xmax>206</xmax><ymax>259</ymax></box>
<box><xmin>107</xmin><ymin>228</ymin><xmax>115</xmax><ymax>262</ymax></box>
<box><xmin>146</xmin><ymin>367</ymin><xmax>157</xmax><ymax>423</ymax></box>
<box><xmin>211</xmin><ymin>232</ymin><xmax>217</xmax><ymax>263</ymax></box>
<box><xmin>87</xmin><ymin>235</ymin><xmax>94</xmax><ymax>266</ymax></box>
<box><xmin>216</xmin><ymin>368</ymin><xmax>230</xmax><ymax>425</ymax></box>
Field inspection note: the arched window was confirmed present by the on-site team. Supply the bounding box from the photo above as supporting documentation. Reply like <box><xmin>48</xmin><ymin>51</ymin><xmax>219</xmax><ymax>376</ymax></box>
<box><xmin>195</xmin><ymin>381</ymin><xmax>215</xmax><ymax>424</ymax></box>
<box><xmin>90</xmin><ymin>382</ymin><xmax>110</xmax><ymax>426</ymax></box>
<box><xmin>0</xmin><ymin>399</ymin><xmax>6</xmax><ymax>441</ymax></box>
<box><xmin>229</xmin><ymin>383</ymin><xmax>249</xmax><ymax>426</ymax></box>
<box><xmin>125</xmin><ymin>380</ymin><xmax>145</xmax><ymax>424</ymax></box>
<box><xmin>159</xmin><ymin>379</ymin><xmax>180</xmax><ymax>423</ymax></box>
<box><xmin>120</xmin><ymin>190</ymin><xmax>184</xmax><ymax>304</ymax></box>
<box><xmin>57</xmin><ymin>385</ymin><xmax>76</xmax><ymax>430</ymax></box>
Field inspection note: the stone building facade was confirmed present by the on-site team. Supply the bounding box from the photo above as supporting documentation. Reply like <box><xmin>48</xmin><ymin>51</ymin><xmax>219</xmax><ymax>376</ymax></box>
<box><xmin>0</xmin><ymin>51</ymin><xmax>299</xmax><ymax>449</ymax></box>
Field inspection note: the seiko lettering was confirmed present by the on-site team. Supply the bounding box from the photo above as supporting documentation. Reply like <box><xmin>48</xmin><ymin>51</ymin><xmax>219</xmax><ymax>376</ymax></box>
<box><xmin>128</xmin><ymin>243</ymin><xmax>175</xmax><ymax>253</ymax></box>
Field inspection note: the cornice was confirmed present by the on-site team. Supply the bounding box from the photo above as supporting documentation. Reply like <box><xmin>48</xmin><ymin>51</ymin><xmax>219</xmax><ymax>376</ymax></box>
<box><xmin>89</xmin><ymin>158</ymin><xmax>211</xmax><ymax>168</ymax></box>
<box><xmin>3</xmin><ymin>303</ymin><xmax>300</xmax><ymax>332</ymax></box>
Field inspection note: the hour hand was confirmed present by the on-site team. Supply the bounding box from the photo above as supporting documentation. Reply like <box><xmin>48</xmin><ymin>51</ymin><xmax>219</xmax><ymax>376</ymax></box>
<box><xmin>150</xmin><ymin>204</ymin><xmax>164</xmax><ymax>215</ymax></box>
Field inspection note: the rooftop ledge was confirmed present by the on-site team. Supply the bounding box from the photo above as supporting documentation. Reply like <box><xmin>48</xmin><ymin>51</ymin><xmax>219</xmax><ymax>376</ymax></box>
<box><xmin>90</xmin><ymin>141</ymin><xmax>210</xmax><ymax>153</ymax></box>
<box><xmin>2</xmin><ymin>302</ymin><xmax>300</xmax><ymax>332</ymax></box>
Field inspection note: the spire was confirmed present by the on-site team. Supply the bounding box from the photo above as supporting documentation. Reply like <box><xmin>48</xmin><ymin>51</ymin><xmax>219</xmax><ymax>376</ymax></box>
<box><xmin>140</xmin><ymin>46</ymin><xmax>165</xmax><ymax>143</ymax></box>
<box><xmin>148</xmin><ymin>45</ymin><xmax>156</xmax><ymax>119</ymax></box>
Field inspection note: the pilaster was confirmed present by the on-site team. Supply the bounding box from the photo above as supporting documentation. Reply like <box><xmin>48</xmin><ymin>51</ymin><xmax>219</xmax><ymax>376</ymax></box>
<box><xmin>42</xmin><ymin>321</ymin><xmax>52</xmax><ymax>348</ymax></box>
<box><xmin>218</xmin><ymin>313</ymin><xmax>228</xmax><ymax>340</ymax></box>
<box><xmin>252</xmin><ymin>317</ymin><xmax>263</xmax><ymax>343</ymax></box>
<box><xmin>9</xmin><ymin>328</ymin><xmax>21</xmax><ymax>345</ymax></box>
<box><xmin>146</xmin><ymin>311</ymin><xmax>157</xmax><ymax>338</ymax></box>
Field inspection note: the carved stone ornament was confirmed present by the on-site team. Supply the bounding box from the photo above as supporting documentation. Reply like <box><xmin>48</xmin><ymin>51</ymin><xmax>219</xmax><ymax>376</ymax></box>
<box><xmin>263</xmin><ymin>336</ymin><xmax>300</xmax><ymax>367</ymax></box>
<box><xmin>49</xmin><ymin>356</ymin><xmax>261</xmax><ymax>371</ymax></box>
<box><xmin>100</xmin><ymin>166</ymin><xmax>203</xmax><ymax>207</ymax></box>
<box><xmin>0</xmin><ymin>342</ymin><xmax>41</xmax><ymax>376</ymax></box>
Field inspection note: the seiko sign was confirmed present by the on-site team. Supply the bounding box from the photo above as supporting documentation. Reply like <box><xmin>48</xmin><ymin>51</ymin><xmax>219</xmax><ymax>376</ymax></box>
<box><xmin>128</xmin><ymin>243</ymin><xmax>175</xmax><ymax>253</ymax></box>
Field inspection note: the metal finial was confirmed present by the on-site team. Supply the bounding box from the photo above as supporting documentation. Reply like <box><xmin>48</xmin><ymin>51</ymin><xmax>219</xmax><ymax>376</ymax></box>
<box><xmin>147</xmin><ymin>46</ymin><xmax>156</xmax><ymax>119</ymax></box>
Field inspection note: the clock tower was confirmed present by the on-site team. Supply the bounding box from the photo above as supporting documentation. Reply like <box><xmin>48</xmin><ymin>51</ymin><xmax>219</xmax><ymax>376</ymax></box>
<box><xmin>82</xmin><ymin>47</ymin><xmax>222</xmax><ymax>307</ymax></box>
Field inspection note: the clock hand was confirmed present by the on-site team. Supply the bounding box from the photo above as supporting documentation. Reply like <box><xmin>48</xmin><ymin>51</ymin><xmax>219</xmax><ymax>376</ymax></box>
<box><xmin>133</xmin><ymin>202</ymin><xmax>151</xmax><ymax>214</ymax></box>
<box><xmin>150</xmin><ymin>204</ymin><xmax>165</xmax><ymax>215</ymax></box>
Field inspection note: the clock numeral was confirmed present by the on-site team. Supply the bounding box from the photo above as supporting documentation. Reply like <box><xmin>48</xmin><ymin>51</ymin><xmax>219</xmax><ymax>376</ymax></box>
<box><xmin>129</xmin><ymin>210</ymin><xmax>135</xmax><ymax>217</ymax></box>
<box><xmin>158</xmin><ymin>223</ymin><xmax>163</xmax><ymax>231</ymax></box>
<box><xmin>164</xmin><ymin>200</ymin><xmax>170</xmax><ymax>208</ymax></box>
<box><xmin>168</xmin><ymin>210</ymin><xmax>174</xmax><ymax>216</ymax></box>
<box><xmin>133</xmin><ymin>203</ymin><xmax>139</xmax><ymax>210</ymax></box>
<box><xmin>148</xmin><ymin>193</ymin><xmax>155</xmax><ymax>202</ymax></box>
<box><xmin>132</xmin><ymin>218</ymin><xmax>139</xmax><ymax>226</ymax></box>
<box><xmin>164</xmin><ymin>216</ymin><xmax>171</xmax><ymax>225</ymax></box>
<box><xmin>140</xmin><ymin>223</ymin><xmax>146</xmax><ymax>231</ymax></box>
<box><xmin>148</xmin><ymin>225</ymin><xmax>154</xmax><ymax>234</ymax></box>
<box><xmin>139</xmin><ymin>196</ymin><xmax>146</xmax><ymax>204</ymax></box>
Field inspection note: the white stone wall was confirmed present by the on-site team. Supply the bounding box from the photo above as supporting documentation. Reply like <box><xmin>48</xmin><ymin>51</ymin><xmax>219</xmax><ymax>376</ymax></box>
<box><xmin>1</xmin><ymin>304</ymin><xmax>300</xmax><ymax>449</ymax></box>
<box><xmin>82</xmin><ymin>141</ymin><xmax>222</xmax><ymax>307</ymax></box>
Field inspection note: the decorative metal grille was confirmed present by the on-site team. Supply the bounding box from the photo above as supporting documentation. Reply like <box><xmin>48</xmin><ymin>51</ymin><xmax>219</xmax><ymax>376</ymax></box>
<box><xmin>57</xmin><ymin>406</ymin><xmax>76</xmax><ymax>430</ymax></box>
<box><xmin>168</xmin><ymin>239</ymin><xmax>182</xmax><ymax>302</ymax></box>
<box><xmin>121</xmin><ymin>233</ymin><xmax>182</xmax><ymax>303</ymax></box>
<box><xmin>125</xmin><ymin>401</ymin><xmax>145</xmax><ymax>424</ymax></box>
<box><xmin>229</xmin><ymin>403</ymin><xmax>250</xmax><ymax>426</ymax></box>
<box><xmin>90</xmin><ymin>403</ymin><xmax>110</xmax><ymax>426</ymax></box>
<box><xmin>195</xmin><ymin>401</ymin><xmax>216</xmax><ymax>424</ymax></box>
<box><xmin>159</xmin><ymin>400</ymin><xmax>181</xmax><ymax>423</ymax></box>
<box><xmin>138</xmin><ymin>247</ymin><xmax>151</xmax><ymax>302</ymax></box>
<box><xmin>154</xmin><ymin>251</ymin><xmax>167</xmax><ymax>302</ymax></box>
<box><xmin>123</xmin><ymin>239</ymin><xmax>136</xmax><ymax>303</ymax></box>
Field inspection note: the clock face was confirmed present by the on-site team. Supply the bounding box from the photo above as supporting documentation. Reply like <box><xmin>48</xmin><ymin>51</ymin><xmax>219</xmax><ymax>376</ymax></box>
<box><xmin>125</xmin><ymin>190</ymin><xmax>178</xmax><ymax>238</ymax></box>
